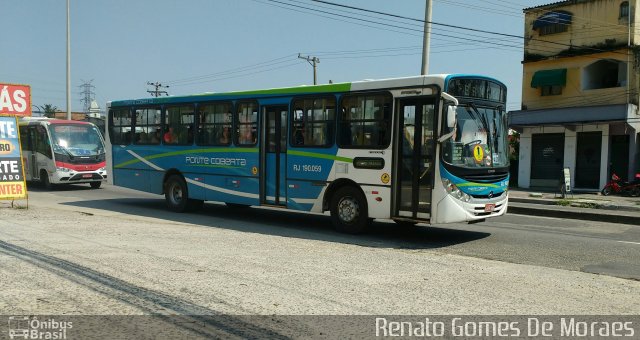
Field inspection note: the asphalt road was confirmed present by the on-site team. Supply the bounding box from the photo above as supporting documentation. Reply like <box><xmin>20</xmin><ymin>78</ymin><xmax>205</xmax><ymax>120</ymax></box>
<box><xmin>17</xmin><ymin>182</ymin><xmax>640</xmax><ymax>281</ymax></box>
<box><xmin>1</xmin><ymin>182</ymin><xmax>639</xmax><ymax>319</ymax></box>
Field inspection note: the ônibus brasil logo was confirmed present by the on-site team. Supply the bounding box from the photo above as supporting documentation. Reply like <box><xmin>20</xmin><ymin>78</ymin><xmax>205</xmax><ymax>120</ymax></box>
<box><xmin>8</xmin><ymin>316</ymin><xmax>72</xmax><ymax>340</ymax></box>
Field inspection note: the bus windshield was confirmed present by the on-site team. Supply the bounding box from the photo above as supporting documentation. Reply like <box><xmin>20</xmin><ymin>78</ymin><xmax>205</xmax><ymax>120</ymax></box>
<box><xmin>50</xmin><ymin>124</ymin><xmax>105</xmax><ymax>157</ymax></box>
<box><xmin>442</xmin><ymin>104</ymin><xmax>509</xmax><ymax>169</ymax></box>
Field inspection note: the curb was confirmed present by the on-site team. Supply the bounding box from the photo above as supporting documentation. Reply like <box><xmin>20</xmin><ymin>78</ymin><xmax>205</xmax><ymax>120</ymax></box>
<box><xmin>508</xmin><ymin>203</ymin><xmax>640</xmax><ymax>226</ymax></box>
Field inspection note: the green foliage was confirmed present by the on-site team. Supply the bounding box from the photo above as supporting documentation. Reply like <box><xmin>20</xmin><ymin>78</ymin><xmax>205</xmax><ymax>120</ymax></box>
<box><xmin>42</xmin><ymin>104</ymin><xmax>59</xmax><ymax>118</ymax></box>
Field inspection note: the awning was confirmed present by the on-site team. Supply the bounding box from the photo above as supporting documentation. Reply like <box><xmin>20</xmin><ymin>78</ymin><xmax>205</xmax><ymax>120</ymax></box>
<box><xmin>530</xmin><ymin>69</ymin><xmax>567</xmax><ymax>88</ymax></box>
<box><xmin>509</xmin><ymin>104</ymin><xmax>632</xmax><ymax>127</ymax></box>
<box><xmin>533</xmin><ymin>11</ymin><xmax>572</xmax><ymax>29</ymax></box>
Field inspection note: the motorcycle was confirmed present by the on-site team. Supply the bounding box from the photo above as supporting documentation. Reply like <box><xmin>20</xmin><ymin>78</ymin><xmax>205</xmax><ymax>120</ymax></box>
<box><xmin>601</xmin><ymin>172</ymin><xmax>640</xmax><ymax>197</ymax></box>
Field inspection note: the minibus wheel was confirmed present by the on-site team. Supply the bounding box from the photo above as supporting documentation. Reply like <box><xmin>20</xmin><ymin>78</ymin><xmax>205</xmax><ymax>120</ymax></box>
<box><xmin>40</xmin><ymin>170</ymin><xmax>53</xmax><ymax>190</ymax></box>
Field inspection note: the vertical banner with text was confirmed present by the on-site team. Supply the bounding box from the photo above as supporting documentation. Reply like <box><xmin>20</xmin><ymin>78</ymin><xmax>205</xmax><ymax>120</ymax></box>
<box><xmin>0</xmin><ymin>83</ymin><xmax>31</xmax><ymax>117</ymax></box>
<box><xmin>0</xmin><ymin>115</ymin><xmax>27</xmax><ymax>199</ymax></box>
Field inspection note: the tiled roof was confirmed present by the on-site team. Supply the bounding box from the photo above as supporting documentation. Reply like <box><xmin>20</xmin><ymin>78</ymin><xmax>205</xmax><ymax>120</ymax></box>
<box><xmin>523</xmin><ymin>0</ymin><xmax>574</xmax><ymax>11</ymax></box>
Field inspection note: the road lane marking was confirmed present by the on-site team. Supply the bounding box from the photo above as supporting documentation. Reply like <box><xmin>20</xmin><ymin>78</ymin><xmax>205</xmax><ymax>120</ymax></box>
<box><xmin>617</xmin><ymin>241</ymin><xmax>640</xmax><ymax>246</ymax></box>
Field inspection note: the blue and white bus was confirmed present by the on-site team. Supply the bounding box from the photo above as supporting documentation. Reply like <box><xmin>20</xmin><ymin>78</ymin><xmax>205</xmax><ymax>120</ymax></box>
<box><xmin>106</xmin><ymin>75</ymin><xmax>509</xmax><ymax>233</ymax></box>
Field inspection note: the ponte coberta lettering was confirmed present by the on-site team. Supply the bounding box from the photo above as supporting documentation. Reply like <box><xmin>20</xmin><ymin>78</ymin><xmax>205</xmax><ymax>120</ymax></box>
<box><xmin>185</xmin><ymin>156</ymin><xmax>246</xmax><ymax>167</ymax></box>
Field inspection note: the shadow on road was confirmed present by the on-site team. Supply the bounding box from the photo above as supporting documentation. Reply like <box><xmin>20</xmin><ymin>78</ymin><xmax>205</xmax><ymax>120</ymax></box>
<box><xmin>60</xmin><ymin>197</ymin><xmax>490</xmax><ymax>250</ymax></box>
<box><xmin>0</xmin><ymin>239</ymin><xmax>291</xmax><ymax>338</ymax></box>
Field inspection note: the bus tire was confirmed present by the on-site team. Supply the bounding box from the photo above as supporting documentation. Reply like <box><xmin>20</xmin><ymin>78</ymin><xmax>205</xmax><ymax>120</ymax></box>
<box><xmin>165</xmin><ymin>175</ymin><xmax>190</xmax><ymax>213</ymax></box>
<box><xmin>330</xmin><ymin>186</ymin><xmax>370</xmax><ymax>234</ymax></box>
<box><xmin>90</xmin><ymin>181</ymin><xmax>102</xmax><ymax>189</ymax></box>
<box><xmin>40</xmin><ymin>170</ymin><xmax>53</xmax><ymax>190</ymax></box>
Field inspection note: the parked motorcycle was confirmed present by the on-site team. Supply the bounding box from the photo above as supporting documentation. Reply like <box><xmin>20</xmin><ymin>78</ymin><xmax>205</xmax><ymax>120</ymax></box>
<box><xmin>601</xmin><ymin>172</ymin><xmax>640</xmax><ymax>197</ymax></box>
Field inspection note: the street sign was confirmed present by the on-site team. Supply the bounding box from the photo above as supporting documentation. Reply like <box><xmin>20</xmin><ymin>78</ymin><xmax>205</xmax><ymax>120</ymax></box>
<box><xmin>0</xmin><ymin>115</ymin><xmax>28</xmax><ymax>200</ymax></box>
<box><xmin>0</xmin><ymin>83</ymin><xmax>31</xmax><ymax>117</ymax></box>
<box><xmin>560</xmin><ymin>167</ymin><xmax>571</xmax><ymax>198</ymax></box>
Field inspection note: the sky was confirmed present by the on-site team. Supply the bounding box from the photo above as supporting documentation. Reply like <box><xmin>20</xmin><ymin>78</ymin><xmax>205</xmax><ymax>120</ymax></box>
<box><xmin>1</xmin><ymin>0</ymin><xmax>552</xmax><ymax>113</ymax></box>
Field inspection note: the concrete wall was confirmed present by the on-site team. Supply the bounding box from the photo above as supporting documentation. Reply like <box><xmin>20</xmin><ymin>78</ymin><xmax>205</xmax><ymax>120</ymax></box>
<box><xmin>522</xmin><ymin>0</ymin><xmax>639</xmax><ymax>111</ymax></box>
<box><xmin>524</xmin><ymin>0</ymin><xmax>637</xmax><ymax>56</ymax></box>
<box><xmin>522</xmin><ymin>51</ymin><xmax>635</xmax><ymax>110</ymax></box>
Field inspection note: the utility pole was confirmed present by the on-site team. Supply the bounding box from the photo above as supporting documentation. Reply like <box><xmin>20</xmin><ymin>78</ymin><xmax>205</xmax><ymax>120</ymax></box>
<box><xmin>298</xmin><ymin>54</ymin><xmax>320</xmax><ymax>85</ymax></box>
<box><xmin>79</xmin><ymin>79</ymin><xmax>95</xmax><ymax>113</ymax></box>
<box><xmin>421</xmin><ymin>0</ymin><xmax>433</xmax><ymax>75</ymax></box>
<box><xmin>147</xmin><ymin>82</ymin><xmax>169</xmax><ymax>97</ymax></box>
<box><xmin>66</xmin><ymin>0</ymin><xmax>72</xmax><ymax>119</ymax></box>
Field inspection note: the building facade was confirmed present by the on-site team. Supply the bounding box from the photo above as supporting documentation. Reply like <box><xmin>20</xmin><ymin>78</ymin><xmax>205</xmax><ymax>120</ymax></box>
<box><xmin>510</xmin><ymin>0</ymin><xmax>640</xmax><ymax>190</ymax></box>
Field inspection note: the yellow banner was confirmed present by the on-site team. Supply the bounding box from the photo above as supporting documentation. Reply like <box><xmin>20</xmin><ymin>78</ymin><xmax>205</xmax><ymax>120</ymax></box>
<box><xmin>0</xmin><ymin>181</ymin><xmax>26</xmax><ymax>199</ymax></box>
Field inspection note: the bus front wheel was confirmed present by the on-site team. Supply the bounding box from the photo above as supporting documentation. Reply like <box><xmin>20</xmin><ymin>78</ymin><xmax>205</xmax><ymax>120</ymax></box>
<box><xmin>330</xmin><ymin>186</ymin><xmax>370</xmax><ymax>234</ymax></box>
<box><xmin>90</xmin><ymin>181</ymin><xmax>102</xmax><ymax>189</ymax></box>
<box><xmin>165</xmin><ymin>175</ymin><xmax>189</xmax><ymax>213</ymax></box>
<box><xmin>40</xmin><ymin>170</ymin><xmax>53</xmax><ymax>190</ymax></box>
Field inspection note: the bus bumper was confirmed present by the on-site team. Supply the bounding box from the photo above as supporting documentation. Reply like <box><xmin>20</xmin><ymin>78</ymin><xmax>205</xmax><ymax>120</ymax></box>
<box><xmin>51</xmin><ymin>170</ymin><xmax>108</xmax><ymax>185</ymax></box>
<box><xmin>434</xmin><ymin>193</ymin><xmax>508</xmax><ymax>224</ymax></box>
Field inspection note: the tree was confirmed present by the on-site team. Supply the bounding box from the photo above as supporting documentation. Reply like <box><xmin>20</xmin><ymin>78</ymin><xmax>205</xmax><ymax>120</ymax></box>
<box><xmin>42</xmin><ymin>104</ymin><xmax>59</xmax><ymax>118</ymax></box>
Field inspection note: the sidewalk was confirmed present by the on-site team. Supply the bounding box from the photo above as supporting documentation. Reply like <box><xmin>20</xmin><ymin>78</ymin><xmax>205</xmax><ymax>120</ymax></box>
<box><xmin>508</xmin><ymin>187</ymin><xmax>640</xmax><ymax>225</ymax></box>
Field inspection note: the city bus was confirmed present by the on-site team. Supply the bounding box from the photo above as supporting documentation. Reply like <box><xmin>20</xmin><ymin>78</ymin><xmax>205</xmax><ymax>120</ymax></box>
<box><xmin>106</xmin><ymin>74</ymin><xmax>509</xmax><ymax>233</ymax></box>
<box><xmin>19</xmin><ymin>117</ymin><xmax>108</xmax><ymax>189</ymax></box>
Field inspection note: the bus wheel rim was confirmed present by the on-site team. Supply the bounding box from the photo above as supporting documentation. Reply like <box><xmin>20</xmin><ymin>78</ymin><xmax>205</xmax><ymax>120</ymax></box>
<box><xmin>338</xmin><ymin>196</ymin><xmax>359</xmax><ymax>223</ymax></box>
<box><xmin>171</xmin><ymin>184</ymin><xmax>183</xmax><ymax>204</ymax></box>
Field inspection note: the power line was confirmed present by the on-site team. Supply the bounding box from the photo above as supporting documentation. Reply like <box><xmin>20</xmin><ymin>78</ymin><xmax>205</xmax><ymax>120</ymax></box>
<box><xmin>158</xmin><ymin>0</ymin><xmax>634</xmax><ymax>93</ymax></box>
<box><xmin>302</xmin><ymin>0</ymin><xmax>629</xmax><ymax>56</ymax></box>
<box><xmin>164</xmin><ymin>61</ymin><xmax>304</xmax><ymax>88</ymax></box>
<box><xmin>165</xmin><ymin>54</ymin><xmax>297</xmax><ymax>85</ymax></box>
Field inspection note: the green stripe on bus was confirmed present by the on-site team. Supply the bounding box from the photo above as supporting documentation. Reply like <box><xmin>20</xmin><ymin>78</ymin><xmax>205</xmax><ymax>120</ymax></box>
<box><xmin>111</xmin><ymin>83</ymin><xmax>352</xmax><ymax>106</ymax></box>
<box><xmin>456</xmin><ymin>182</ymin><xmax>501</xmax><ymax>189</ymax></box>
<box><xmin>286</xmin><ymin>150</ymin><xmax>352</xmax><ymax>163</ymax></box>
<box><xmin>114</xmin><ymin>147</ymin><xmax>258</xmax><ymax>168</ymax></box>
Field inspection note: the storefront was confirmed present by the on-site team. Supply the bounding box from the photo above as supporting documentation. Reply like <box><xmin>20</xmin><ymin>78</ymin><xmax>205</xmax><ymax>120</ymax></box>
<box><xmin>510</xmin><ymin>104</ymin><xmax>639</xmax><ymax>191</ymax></box>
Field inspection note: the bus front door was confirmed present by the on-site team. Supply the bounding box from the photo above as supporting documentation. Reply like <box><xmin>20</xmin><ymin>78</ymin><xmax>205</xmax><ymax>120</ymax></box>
<box><xmin>396</xmin><ymin>98</ymin><xmax>436</xmax><ymax>220</ymax></box>
<box><xmin>262</xmin><ymin>105</ymin><xmax>288</xmax><ymax>206</ymax></box>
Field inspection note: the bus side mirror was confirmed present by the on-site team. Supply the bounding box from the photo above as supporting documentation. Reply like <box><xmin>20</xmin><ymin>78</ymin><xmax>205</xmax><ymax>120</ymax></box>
<box><xmin>447</xmin><ymin>105</ymin><xmax>457</xmax><ymax>128</ymax></box>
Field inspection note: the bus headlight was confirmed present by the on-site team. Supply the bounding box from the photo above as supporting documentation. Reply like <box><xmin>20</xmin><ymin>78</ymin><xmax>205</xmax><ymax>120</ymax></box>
<box><xmin>442</xmin><ymin>178</ymin><xmax>471</xmax><ymax>202</ymax></box>
<box><xmin>56</xmin><ymin>167</ymin><xmax>71</xmax><ymax>172</ymax></box>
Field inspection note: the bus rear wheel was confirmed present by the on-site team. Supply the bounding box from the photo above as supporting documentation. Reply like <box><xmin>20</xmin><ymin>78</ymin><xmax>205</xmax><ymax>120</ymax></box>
<box><xmin>330</xmin><ymin>186</ymin><xmax>370</xmax><ymax>234</ymax></box>
<box><xmin>165</xmin><ymin>175</ymin><xmax>190</xmax><ymax>213</ymax></box>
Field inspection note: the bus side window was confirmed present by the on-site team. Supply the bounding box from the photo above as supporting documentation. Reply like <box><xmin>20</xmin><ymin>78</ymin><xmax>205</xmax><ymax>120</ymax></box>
<box><xmin>20</xmin><ymin>127</ymin><xmax>31</xmax><ymax>152</ymax></box>
<box><xmin>36</xmin><ymin>126</ymin><xmax>52</xmax><ymax>159</ymax></box>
